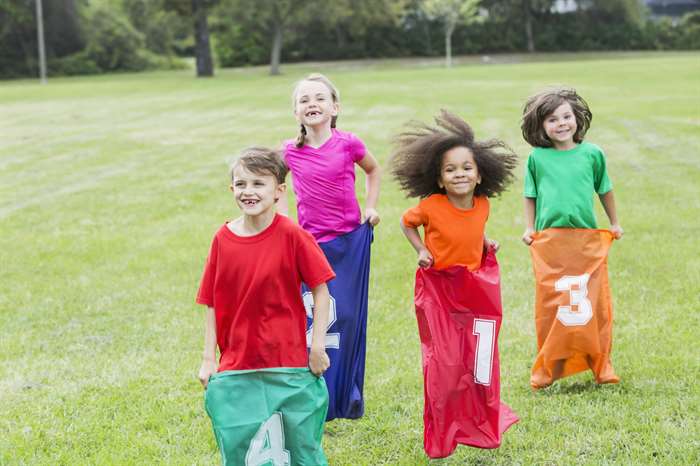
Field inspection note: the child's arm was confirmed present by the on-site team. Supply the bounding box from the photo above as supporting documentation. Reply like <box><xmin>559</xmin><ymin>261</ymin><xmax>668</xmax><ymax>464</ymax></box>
<box><xmin>357</xmin><ymin>151</ymin><xmax>381</xmax><ymax>226</ymax></box>
<box><xmin>308</xmin><ymin>283</ymin><xmax>331</xmax><ymax>377</ymax></box>
<box><xmin>599</xmin><ymin>191</ymin><xmax>623</xmax><ymax>239</ymax></box>
<box><xmin>400</xmin><ymin>219</ymin><xmax>433</xmax><ymax>268</ymax></box>
<box><xmin>522</xmin><ymin>197</ymin><xmax>536</xmax><ymax>245</ymax></box>
<box><xmin>197</xmin><ymin>306</ymin><xmax>218</xmax><ymax>388</ymax></box>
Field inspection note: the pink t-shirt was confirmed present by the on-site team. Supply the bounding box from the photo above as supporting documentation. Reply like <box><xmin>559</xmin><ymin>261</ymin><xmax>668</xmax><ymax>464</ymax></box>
<box><xmin>284</xmin><ymin>129</ymin><xmax>367</xmax><ymax>242</ymax></box>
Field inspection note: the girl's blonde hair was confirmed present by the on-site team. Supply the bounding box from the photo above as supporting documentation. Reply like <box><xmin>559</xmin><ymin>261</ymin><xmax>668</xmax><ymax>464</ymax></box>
<box><xmin>292</xmin><ymin>73</ymin><xmax>340</xmax><ymax>148</ymax></box>
<box><xmin>521</xmin><ymin>87</ymin><xmax>592</xmax><ymax>148</ymax></box>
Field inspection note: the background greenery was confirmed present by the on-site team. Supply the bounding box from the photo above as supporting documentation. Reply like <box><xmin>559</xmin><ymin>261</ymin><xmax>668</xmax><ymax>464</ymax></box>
<box><xmin>2</xmin><ymin>0</ymin><xmax>700</xmax><ymax>78</ymax></box>
<box><xmin>1</xmin><ymin>51</ymin><xmax>699</xmax><ymax>464</ymax></box>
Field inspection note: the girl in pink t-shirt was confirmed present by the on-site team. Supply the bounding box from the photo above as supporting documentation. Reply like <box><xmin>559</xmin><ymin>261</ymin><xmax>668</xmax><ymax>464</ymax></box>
<box><xmin>280</xmin><ymin>73</ymin><xmax>381</xmax><ymax>242</ymax></box>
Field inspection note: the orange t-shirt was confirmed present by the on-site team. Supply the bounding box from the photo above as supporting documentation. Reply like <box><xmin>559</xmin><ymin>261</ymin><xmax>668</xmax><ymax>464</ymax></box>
<box><xmin>402</xmin><ymin>194</ymin><xmax>489</xmax><ymax>270</ymax></box>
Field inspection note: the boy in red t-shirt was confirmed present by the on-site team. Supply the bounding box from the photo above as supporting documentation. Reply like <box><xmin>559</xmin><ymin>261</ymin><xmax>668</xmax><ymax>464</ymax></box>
<box><xmin>197</xmin><ymin>146</ymin><xmax>335</xmax><ymax>380</ymax></box>
<box><xmin>196</xmin><ymin>147</ymin><xmax>336</xmax><ymax>463</ymax></box>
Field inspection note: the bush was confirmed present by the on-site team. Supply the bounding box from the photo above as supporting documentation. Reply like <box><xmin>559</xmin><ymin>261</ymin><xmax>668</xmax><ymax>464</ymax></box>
<box><xmin>49</xmin><ymin>50</ymin><xmax>101</xmax><ymax>76</ymax></box>
<box><xmin>84</xmin><ymin>6</ymin><xmax>149</xmax><ymax>71</ymax></box>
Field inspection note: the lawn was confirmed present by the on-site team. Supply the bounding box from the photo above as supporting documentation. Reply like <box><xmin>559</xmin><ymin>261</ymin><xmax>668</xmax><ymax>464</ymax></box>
<box><xmin>1</xmin><ymin>51</ymin><xmax>698</xmax><ymax>465</ymax></box>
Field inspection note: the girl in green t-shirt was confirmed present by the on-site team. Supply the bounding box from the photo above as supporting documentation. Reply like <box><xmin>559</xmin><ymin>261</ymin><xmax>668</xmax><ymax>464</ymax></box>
<box><xmin>518</xmin><ymin>87</ymin><xmax>624</xmax><ymax>389</ymax></box>
<box><xmin>520</xmin><ymin>87</ymin><xmax>623</xmax><ymax>242</ymax></box>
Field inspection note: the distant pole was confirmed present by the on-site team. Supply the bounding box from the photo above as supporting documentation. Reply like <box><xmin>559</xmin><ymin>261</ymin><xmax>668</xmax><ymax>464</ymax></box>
<box><xmin>36</xmin><ymin>0</ymin><xmax>47</xmax><ymax>84</ymax></box>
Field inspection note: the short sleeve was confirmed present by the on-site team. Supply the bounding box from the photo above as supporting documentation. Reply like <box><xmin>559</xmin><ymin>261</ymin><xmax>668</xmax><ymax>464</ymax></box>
<box><xmin>591</xmin><ymin>146</ymin><xmax>613</xmax><ymax>194</ymax></box>
<box><xmin>196</xmin><ymin>234</ymin><xmax>219</xmax><ymax>307</ymax></box>
<box><xmin>523</xmin><ymin>153</ymin><xmax>538</xmax><ymax>198</ymax></box>
<box><xmin>347</xmin><ymin>132</ymin><xmax>367</xmax><ymax>162</ymax></box>
<box><xmin>402</xmin><ymin>202</ymin><xmax>427</xmax><ymax>228</ymax></box>
<box><xmin>295</xmin><ymin>230</ymin><xmax>336</xmax><ymax>289</ymax></box>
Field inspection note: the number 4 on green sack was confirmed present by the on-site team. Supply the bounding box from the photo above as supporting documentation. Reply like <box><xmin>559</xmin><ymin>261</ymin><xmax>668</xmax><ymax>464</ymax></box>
<box><xmin>245</xmin><ymin>412</ymin><xmax>291</xmax><ymax>466</ymax></box>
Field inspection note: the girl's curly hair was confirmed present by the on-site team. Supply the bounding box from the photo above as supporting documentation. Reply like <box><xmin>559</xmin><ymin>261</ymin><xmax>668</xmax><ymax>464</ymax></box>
<box><xmin>521</xmin><ymin>87</ymin><xmax>592</xmax><ymax>147</ymax></box>
<box><xmin>390</xmin><ymin>110</ymin><xmax>518</xmax><ymax>199</ymax></box>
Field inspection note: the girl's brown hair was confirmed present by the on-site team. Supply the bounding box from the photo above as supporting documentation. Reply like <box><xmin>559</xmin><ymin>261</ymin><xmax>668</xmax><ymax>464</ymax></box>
<box><xmin>521</xmin><ymin>87</ymin><xmax>592</xmax><ymax>147</ymax></box>
<box><xmin>390</xmin><ymin>110</ymin><xmax>517</xmax><ymax>199</ymax></box>
<box><xmin>292</xmin><ymin>73</ymin><xmax>340</xmax><ymax>148</ymax></box>
<box><xmin>230</xmin><ymin>147</ymin><xmax>288</xmax><ymax>185</ymax></box>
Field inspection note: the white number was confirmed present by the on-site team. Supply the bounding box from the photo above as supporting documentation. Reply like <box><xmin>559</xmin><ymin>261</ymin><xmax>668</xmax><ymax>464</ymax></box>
<box><xmin>303</xmin><ymin>292</ymin><xmax>340</xmax><ymax>349</ymax></box>
<box><xmin>473</xmin><ymin>319</ymin><xmax>496</xmax><ymax>386</ymax></box>
<box><xmin>555</xmin><ymin>273</ymin><xmax>592</xmax><ymax>326</ymax></box>
<box><xmin>245</xmin><ymin>412</ymin><xmax>290</xmax><ymax>466</ymax></box>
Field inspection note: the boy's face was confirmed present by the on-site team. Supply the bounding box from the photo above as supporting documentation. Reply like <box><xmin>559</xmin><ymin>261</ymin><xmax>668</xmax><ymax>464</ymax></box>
<box><xmin>231</xmin><ymin>164</ymin><xmax>285</xmax><ymax>218</ymax></box>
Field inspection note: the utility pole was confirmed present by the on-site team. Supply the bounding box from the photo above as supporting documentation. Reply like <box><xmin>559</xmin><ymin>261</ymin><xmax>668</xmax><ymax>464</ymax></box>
<box><xmin>36</xmin><ymin>0</ymin><xmax>47</xmax><ymax>84</ymax></box>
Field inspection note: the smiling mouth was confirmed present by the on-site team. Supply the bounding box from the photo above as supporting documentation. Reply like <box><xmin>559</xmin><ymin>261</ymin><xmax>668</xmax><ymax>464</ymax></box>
<box><xmin>241</xmin><ymin>199</ymin><xmax>259</xmax><ymax>206</ymax></box>
<box><xmin>305</xmin><ymin>111</ymin><xmax>321</xmax><ymax>117</ymax></box>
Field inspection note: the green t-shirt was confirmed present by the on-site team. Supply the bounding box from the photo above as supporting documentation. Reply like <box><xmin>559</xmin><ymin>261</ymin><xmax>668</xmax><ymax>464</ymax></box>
<box><xmin>524</xmin><ymin>141</ymin><xmax>612</xmax><ymax>231</ymax></box>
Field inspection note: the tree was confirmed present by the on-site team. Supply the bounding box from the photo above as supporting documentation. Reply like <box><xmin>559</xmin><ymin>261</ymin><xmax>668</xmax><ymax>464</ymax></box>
<box><xmin>424</xmin><ymin>0</ymin><xmax>482</xmax><ymax>67</ymax></box>
<box><xmin>214</xmin><ymin>0</ymin><xmax>314</xmax><ymax>75</ymax></box>
<box><xmin>164</xmin><ymin>0</ymin><xmax>215</xmax><ymax>76</ymax></box>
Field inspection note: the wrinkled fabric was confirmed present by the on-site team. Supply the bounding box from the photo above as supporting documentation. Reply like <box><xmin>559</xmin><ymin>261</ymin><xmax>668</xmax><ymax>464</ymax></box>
<box><xmin>303</xmin><ymin>223</ymin><xmax>372</xmax><ymax>421</ymax></box>
<box><xmin>204</xmin><ymin>368</ymin><xmax>328</xmax><ymax>466</ymax></box>
<box><xmin>415</xmin><ymin>249</ymin><xmax>518</xmax><ymax>458</ymax></box>
<box><xmin>529</xmin><ymin>228</ymin><xmax>619</xmax><ymax>389</ymax></box>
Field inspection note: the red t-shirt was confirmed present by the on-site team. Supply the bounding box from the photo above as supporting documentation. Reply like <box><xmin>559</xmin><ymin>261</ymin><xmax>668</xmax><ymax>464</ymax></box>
<box><xmin>196</xmin><ymin>214</ymin><xmax>335</xmax><ymax>371</ymax></box>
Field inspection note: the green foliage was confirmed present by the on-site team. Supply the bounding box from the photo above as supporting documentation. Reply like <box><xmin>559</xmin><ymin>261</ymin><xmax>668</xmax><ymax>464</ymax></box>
<box><xmin>49</xmin><ymin>50</ymin><xmax>101</xmax><ymax>76</ymax></box>
<box><xmin>679</xmin><ymin>11</ymin><xmax>700</xmax><ymax>49</ymax></box>
<box><xmin>122</xmin><ymin>0</ymin><xmax>191</xmax><ymax>56</ymax></box>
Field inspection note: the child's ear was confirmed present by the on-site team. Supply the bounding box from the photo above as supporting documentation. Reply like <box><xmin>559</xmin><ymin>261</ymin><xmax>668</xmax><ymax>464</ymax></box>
<box><xmin>331</xmin><ymin>101</ymin><xmax>340</xmax><ymax>116</ymax></box>
<box><xmin>274</xmin><ymin>183</ymin><xmax>286</xmax><ymax>201</ymax></box>
<box><xmin>229</xmin><ymin>184</ymin><xmax>234</xmax><ymax>192</ymax></box>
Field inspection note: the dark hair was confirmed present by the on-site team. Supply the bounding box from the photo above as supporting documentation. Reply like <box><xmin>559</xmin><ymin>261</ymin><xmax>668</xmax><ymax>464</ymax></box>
<box><xmin>292</xmin><ymin>73</ymin><xmax>339</xmax><ymax>148</ymax></box>
<box><xmin>521</xmin><ymin>87</ymin><xmax>592</xmax><ymax>147</ymax></box>
<box><xmin>390</xmin><ymin>110</ymin><xmax>518</xmax><ymax>199</ymax></box>
<box><xmin>230</xmin><ymin>147</ymin><xmax>288</xmax><ymax>185</ymax></box>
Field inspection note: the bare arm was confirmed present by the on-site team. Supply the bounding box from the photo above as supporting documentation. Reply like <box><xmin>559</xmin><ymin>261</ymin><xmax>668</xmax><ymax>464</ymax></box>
<box><xmin>308</xmin><ymin>283</ymin><xmax>331</xmax><ymax>376</ymax></box>
<box><xmin>599</xmin><ymin>190</ymin><xmax>623</xmax><ymax>239</ymax></box>
<box><xmin>400</xmin><ymin>218</ymin><xmax>433</xmax><ymax>268</ymax></box>
<box><xmin>197</xmin><ymin>306</ymin><xmax>217</xmax><ymax>388</ymax></box>
<box><xmin>357</xmin><ymin>151</ymin><xmax>381</xmax><ymax>225</ymax></box>
<box><xmin>522</xmin><ymin>197</ymin><xmax>536</xmax><ymax>245</ymax></box>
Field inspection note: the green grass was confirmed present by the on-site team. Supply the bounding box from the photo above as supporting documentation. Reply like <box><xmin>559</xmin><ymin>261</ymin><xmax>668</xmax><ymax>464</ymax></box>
<box><xmin>1</xmin><ymin>51</ymin><xmax>699</xmax><ymax>465</ymax></box>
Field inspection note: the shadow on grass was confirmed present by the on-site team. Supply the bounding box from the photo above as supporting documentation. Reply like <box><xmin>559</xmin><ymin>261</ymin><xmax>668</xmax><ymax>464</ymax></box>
<box><xmin>536</xmin><ymin>379</ymin><xmax>627</xmax><ymax>396</ymax></box>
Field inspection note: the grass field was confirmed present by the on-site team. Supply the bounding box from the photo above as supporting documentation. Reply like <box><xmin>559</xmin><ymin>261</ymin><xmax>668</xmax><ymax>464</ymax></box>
<box><xmin>1</xmin><ymin>51</ymin><xmax>699</xmax><ymax>465</ymax></box>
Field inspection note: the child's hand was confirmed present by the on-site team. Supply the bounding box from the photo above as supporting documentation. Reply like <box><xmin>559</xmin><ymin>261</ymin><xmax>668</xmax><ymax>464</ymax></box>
<box><xmin>198</xmin><ymin>358</ymin><xmax>217</xmax><ymax>389</ymax></box>
<box><xmin>309</xmin><ymin>347</ymin><xmax>330</xmax><ymax>377</ymax></box>
<box><xmin>610</xmin><ymin>224</ymin><xmax>624</xmax><ymax>239</ymax></box>
<box><xmin>418</xmin><ymin>248</ymin><xmax>434</xmax><ymax>268</ymax></box>
<box><xmin>485</xmin><ymin>238</ymin><xmax>500</xmax><ymax>253</ymax></box>
<box><xmin>522</xmin><ymin>228</ymin><xmax>535</xmax><ymax>245</ymax></box>
<box><xmin>364</xmin><ymin>208</ymin><xmax>381</xmax><ymax>226</ymax></box>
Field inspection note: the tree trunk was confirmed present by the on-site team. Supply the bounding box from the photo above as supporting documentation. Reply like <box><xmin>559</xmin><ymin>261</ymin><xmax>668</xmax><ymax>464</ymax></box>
<box><xmin>523</xmin><ymin>0</ymin><xmax>535</xmax><ymax>53</ymax></box>
<box><xmin>270</xmin><ymin>18</ymin><xmax>283</xmax><ymax>75</ymax></box>
<box><xmin>192</xmin><ymin>0</ymin><xmax>213</xmax><ymax>77</ymax></box>
<box><xmin>445</xmin><ymin>23</ymin><xmax>454</xmax><ymax>68</ymax></box>
<box><xmin>424</xmin><ymin>21</ymin><xmax>433</xmax><ymax>55</ymax></box>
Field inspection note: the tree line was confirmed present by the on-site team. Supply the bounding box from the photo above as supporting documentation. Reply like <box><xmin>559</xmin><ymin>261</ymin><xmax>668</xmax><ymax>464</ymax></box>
<box><xmin>1</xmin><ymin>0</ymin><xmax>699</xmax><ymax>79</ymax></box>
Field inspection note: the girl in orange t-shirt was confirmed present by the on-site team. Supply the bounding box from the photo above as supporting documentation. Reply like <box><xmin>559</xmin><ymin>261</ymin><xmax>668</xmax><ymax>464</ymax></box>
<box><xmin>391</xmin><ymin>110</ymin><xmax>517</xmax><ymax>269</ymax></box>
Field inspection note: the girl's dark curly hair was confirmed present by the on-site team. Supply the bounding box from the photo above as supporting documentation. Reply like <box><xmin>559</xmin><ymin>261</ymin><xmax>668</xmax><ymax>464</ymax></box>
<box><xmin>521</xmin><ymin>87</ymin><xmax>592</xmax><ymax>148</ymax></box>
<box><xmin>390</xmin><ymin>110</ymin><xmax>518</xmax><ymax>199</ymax></box>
